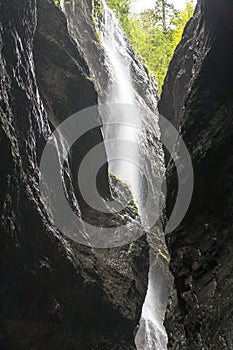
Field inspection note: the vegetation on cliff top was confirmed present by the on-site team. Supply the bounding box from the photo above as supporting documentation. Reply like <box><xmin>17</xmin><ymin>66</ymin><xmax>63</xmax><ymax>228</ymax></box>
<box><xmin>106</xmin><ymin>0</ymin><xmax>195</xmax><ymax>93</ymax></box>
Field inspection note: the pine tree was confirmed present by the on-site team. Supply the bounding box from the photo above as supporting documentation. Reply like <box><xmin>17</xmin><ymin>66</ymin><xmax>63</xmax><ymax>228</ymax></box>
<box><xmin>153</xmin><ymin>0</ymin><xmax>176</xmax><ymax>32</ymax></box>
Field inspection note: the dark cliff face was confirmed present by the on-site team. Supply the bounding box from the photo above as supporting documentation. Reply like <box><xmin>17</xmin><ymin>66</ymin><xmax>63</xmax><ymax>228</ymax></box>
<box><xmin>0</xmin><ymin>0</ymin><xmax>149</xmax><ymax>349</ymax></box>
<box><xmin>34</xmin><ymin>0</ymin><xmax>111</xmax><ymax>213</ymax></box>
<box><xmin>160</xmin><ymin>0</ymin><xmax>233</xmax><ymax>348</ymax></box>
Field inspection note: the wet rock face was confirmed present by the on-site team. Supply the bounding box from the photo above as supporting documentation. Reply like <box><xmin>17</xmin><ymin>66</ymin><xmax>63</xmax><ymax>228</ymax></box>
<box><xmin>0</xmin><ymin>0</ymin><xmax>149</xmax><ymax>349</ymax></box>
<box><xmin>160</xmin><ymin>0</ymin><xmax>233</xmax><ymax>348</ymax></box>
<box><xmin>34</xmin><ymin>0</ymin><xmax>111</xmax><ymax>209</ymax></box>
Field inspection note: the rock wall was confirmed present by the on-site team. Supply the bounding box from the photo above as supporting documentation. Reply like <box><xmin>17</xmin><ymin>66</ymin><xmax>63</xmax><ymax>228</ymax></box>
<box><xmin>159</xmin><ymin>0</ymin><xmax>233</xmax><ymax>348</ymax></box>
<box><xmin>0</xmin><ymin>0</ymin><xmax>149</xmax><ymax>348</ymax></box>
<box><xmin>34</xmin><ymin>0</ymin><xmax>111</xmax><ymax>213</ymax></box>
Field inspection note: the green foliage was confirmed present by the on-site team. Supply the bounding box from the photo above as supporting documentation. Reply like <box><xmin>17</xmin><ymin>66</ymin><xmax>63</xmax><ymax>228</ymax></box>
<box><xmin>107</xmin><ymin>0</ymin><xmax>195</xmax><ymax>94</ymax></box>
<box><xmin>129</xmin><ymin>0</ymin><xmax>195</xmax><ymax>93</ymax></box>
<box><xmin>172</xmin><ymin>0</ymin><xmax>195</xmax><ymax>44</ymax></box>
<box><xmin>106</xmin><ymin>0</ymin><xmax>132</xmax><ymax>30</ymax></box>
<box><xmin>92</xmin><ymin>0</ymin><xmax>104</xmax><ymax>41</ymax></box>
<box><xmin>54</xmin><ymin>0</ymin><xmax>72</xmax><ymax>6</ymax></box>
<box><xmin>94</xmin><ymin>0</ymin><xmax>104</xmax><ymax>17</ymax></box>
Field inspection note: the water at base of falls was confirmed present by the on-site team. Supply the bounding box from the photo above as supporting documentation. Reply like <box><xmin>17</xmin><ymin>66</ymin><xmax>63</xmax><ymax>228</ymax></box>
<box><xmin>135</xmin><ymin>250</ymin><xmax>171</xmax><ymax>350</ymax></box>
<box><xmin>100</xmin><ymin>2</ymin><xmax>170</xmax><ymax>350</ymax></box>
<box><xmin>136</xmin><ymin>319</ymin><xmax>168</xmax><ymax>350</ymax></box>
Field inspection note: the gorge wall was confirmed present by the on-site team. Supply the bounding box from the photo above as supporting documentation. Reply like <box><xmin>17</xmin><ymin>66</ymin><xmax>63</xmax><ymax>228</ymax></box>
<box><xmin>0</xmin><ymin>0</ymin><xmax>153</xmax><ymax>348</ymax></box>
<box><xmin>160</xmin><ymin>0</ymin><xmax>233</xmax><ymax>348</ymax></box>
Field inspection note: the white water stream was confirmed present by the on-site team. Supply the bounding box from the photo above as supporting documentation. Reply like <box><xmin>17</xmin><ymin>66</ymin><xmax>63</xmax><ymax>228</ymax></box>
<box><xmin>100</xmin><ymin>2</ymin><xmax>169</xmax><ymax>349</ymax></box>
<box><xmin>59</xmin><ymin>0</ymin><xmax>170</xmax><ymax>347</ymax></box>
<box><xmin>101</xmin><ymin>0</ymin><xmax>142</xmax><ymax>207</ymax></box>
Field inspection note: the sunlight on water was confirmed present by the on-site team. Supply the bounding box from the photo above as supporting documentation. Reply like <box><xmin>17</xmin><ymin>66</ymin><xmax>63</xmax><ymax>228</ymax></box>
<box><xmin>100</xmin><ymin>2</ymin><xmax>169</xmax><ymax>349</ymax></box>
<box><xmin>101</xmin><ymin>0</ymin><xmax>141</xmax><ymax>206</ymax></box>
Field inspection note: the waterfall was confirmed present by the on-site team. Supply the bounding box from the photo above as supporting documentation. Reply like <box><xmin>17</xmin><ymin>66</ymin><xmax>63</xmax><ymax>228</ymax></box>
<box><xmin>100</xmin><ymin>2</ymin><xmax>170</xmax><ymax>349</ymax></box>
<box><xmin>100</xmin><ymin>0</ymin><xmax>141</xmax><ymax>207</ymax></box>
<box><xmin>59</xmin><ymin>0</ymin><xmax>171</xmax><ymax>347</ymax></box>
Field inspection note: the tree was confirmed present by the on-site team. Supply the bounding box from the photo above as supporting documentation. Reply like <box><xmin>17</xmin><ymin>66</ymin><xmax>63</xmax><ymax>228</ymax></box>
<box><xmin>153</xmin><ymin>0</ymin><xmax>176</xmax><ymax>33</ymax></box>
<box><xmin>129</xmin><ymin>0</ymin><xmax>195</xmax><ymax>92</ymax></box>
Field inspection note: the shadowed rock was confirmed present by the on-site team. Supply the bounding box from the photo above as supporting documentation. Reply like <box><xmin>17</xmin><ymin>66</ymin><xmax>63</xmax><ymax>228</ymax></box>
<box><xmin>0</xmin><ymin>0</ymin><xmax>149</xmax><ymax>348</ymax></box>
<box><xmin>160</xmin><ymin>0</ymin><xmax>233</xmax><ymax>348</ymax></box>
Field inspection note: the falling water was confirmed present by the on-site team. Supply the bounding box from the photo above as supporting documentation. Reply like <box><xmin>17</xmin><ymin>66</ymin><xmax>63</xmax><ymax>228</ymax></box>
<box><xmin>135</xmin><ymin>247</ymin><xmax>171</xmax><ymax>350</ymax></box>
<box><xmin>59</xmin><ymin>0</ymin><xmax>171</xmax><ymax>347</ymax></box>
<box><xmin>101</xmin><ymin>0</ymin><xmax>141</xmax><ymax>206</ymax></box>
<box><xmin>100</xmin><ymin>2</ymin><xmax>170</xmax><ymax>350</ymax></box>
<box><xmin>101</xmin><ymin>1</ymin><xmax>133</xmax><ymax>104</ymax></box>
